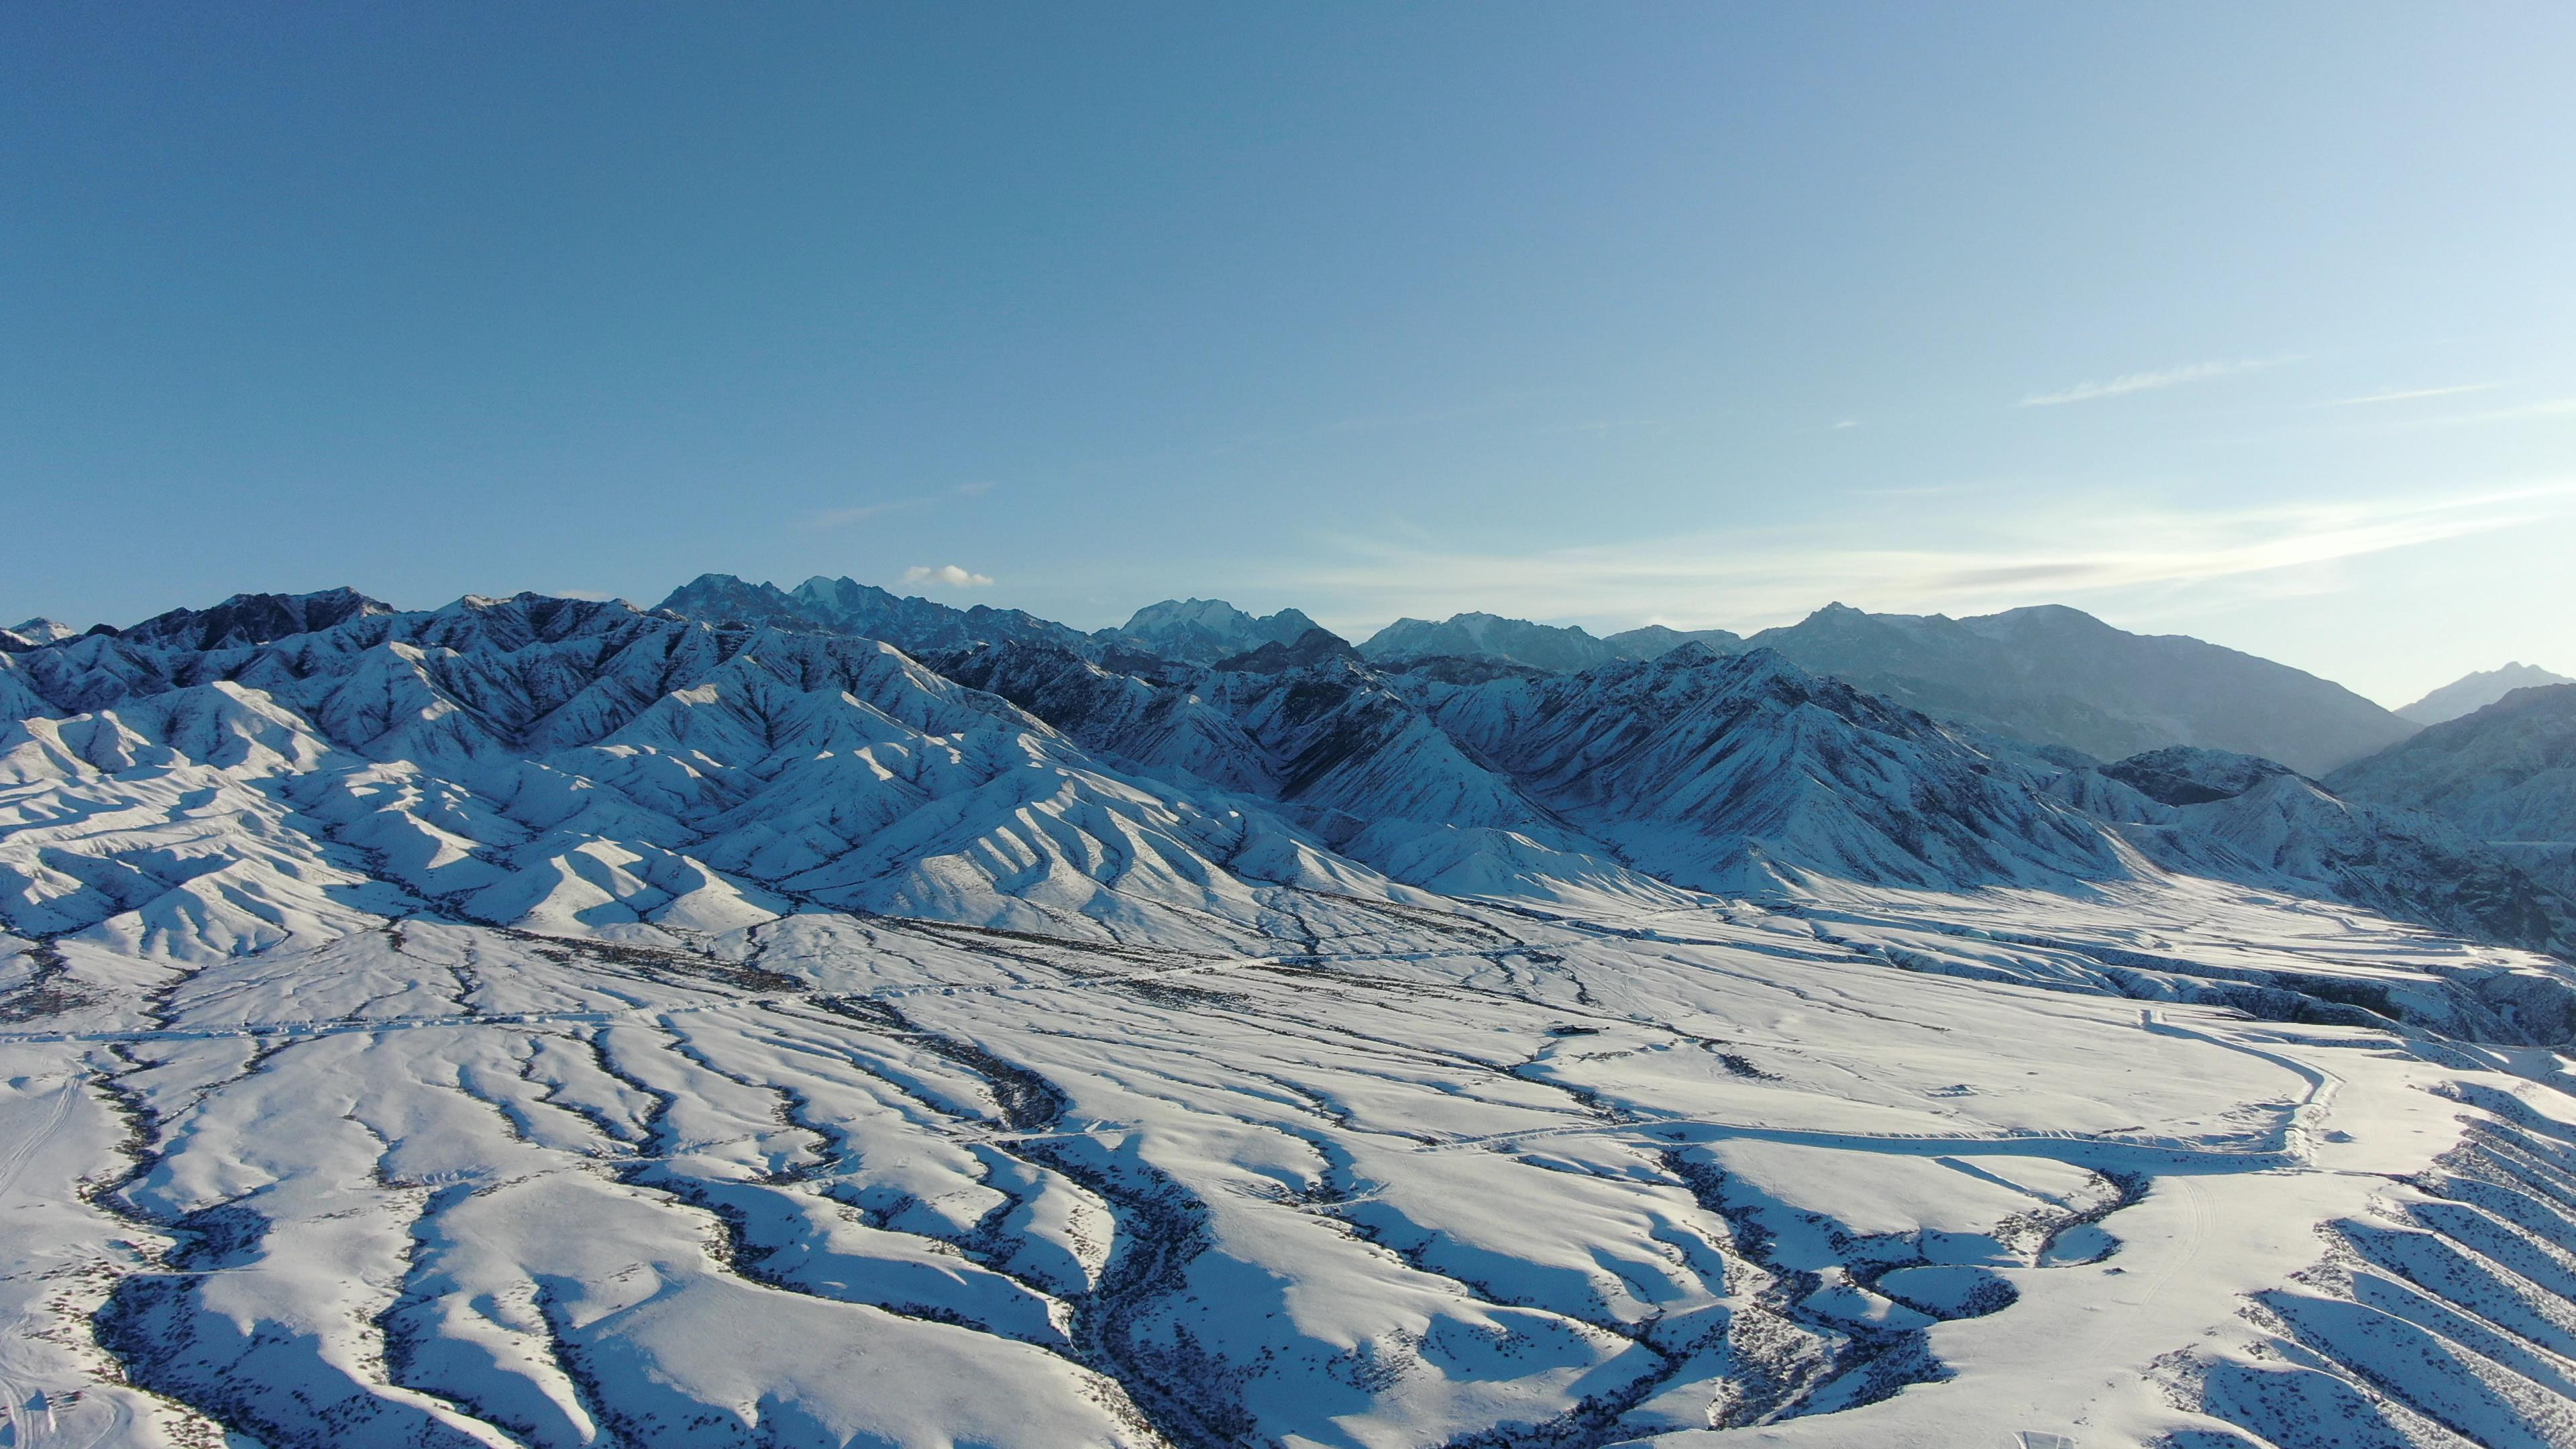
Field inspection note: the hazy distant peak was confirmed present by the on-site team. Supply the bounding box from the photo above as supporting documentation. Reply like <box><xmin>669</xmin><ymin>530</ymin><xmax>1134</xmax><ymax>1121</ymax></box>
<box><xmin>1601</xmin><ymin>623</ymin><xmax>1746</xmax><ymax>659</ymax></box>
<box><xmin>1358</xmin><ymin>612</ymin><xmax>1617</xmax><ymax>672</ymax></box>
<box><xmin>1961</xmin><ymin>603</ymin><xmax>2121</xmax><ymax>639</ymax></box>
<box><xmin>2397</xmin><ymin>661</ymin><xmax>2575</xmax><ymax>725</ymax></box>
<box><xmin>1743</xmin><ymin>600</ymin><xmax>2411</xmax><ymax>773</ymax></box>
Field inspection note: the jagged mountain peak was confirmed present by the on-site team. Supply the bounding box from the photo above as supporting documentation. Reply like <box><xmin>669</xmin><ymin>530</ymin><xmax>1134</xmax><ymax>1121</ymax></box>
<box><xmin>654</xmin><ymin>572</ymin><xmax>1090</xmax><ymax>657</ymax></box>
<box><xmin>1124</xmin><ymin>597</ymin><xmax>1254</xmax><ymax>630</ymax></box>
<box><xmin>1104</xmin><ymin>597</ymin><xmax>1326</xmax><ymax>664</ymax></box>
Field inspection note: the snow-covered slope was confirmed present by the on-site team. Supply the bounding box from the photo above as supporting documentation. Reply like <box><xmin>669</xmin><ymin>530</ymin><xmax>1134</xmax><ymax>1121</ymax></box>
<box><xmin>9</xmin><ymin>586</ymin><xmax>2576</xmax><ymax>1449</ymax></box>
<box><xmin>2400</xmin><ymin>663</ymin><xmax>2576</xmax><ymax>726</ymax></box>
<box><xmin>0</xmin><ymin>592</ymin><xmax>1401</xmax><ymax>955</ymax></box>
<box><xmin>1424</xmin><ymin>646</ymin><xmax>2129</xmax><ymax>896</ymax></box>
<box><xmin>2076</xmin><ymin>746</ymin><xmax>2576</xmax><ymax>964</ymax></box>
<box><xmin>2335</xmin><ymin>684</ymin><xmax>2576</xmax><ymax>902</ymax></box>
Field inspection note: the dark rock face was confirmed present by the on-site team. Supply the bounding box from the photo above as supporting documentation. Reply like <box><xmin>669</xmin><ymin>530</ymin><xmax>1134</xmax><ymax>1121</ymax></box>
<box><xmin>2104</xmin><ymin>747</ymin><xmax>2298</xmax><ymax>806</ymax></box>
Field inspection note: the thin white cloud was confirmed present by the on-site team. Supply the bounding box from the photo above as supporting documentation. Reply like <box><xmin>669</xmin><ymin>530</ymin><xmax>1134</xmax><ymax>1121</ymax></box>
<box><xmin>2418</xmin><ymin>396</ymin><xmax>2576</xmax><ymax>427</ymax></box>
<box><xmin>902</xmin><ymin>564</ymin><xmax>994</xmax><ymax>589</ymax></box>
<box><xmin>2327</xmin><ymin>382</ymin><xmax>2500</xmax><ymax>407</ymax></box>
<box><xmin>806</xmin><ymin>482</ymin><xmax>998</xmax><ymax>529</ymax></box>
<box><xmin>2017</xmin><ymin>356</ymin><xmax>2292</xmax><ymax>408</ymax></box>
<box><xmin>808</xmin><ymin>500</ymin><xmax>928</xmax><ymax>527</ymax></box>
<box><xmin>1269</xmin><ymin>480</ymin><xmax>2576</xmax><ymax>639</ymax></box>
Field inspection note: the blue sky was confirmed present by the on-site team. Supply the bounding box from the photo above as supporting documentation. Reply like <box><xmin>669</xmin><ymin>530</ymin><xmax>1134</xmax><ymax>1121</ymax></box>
<box><xmin>5</xmin><ymin>3</ymin><xmax>2571</xmax><ymax>705</ymax></box>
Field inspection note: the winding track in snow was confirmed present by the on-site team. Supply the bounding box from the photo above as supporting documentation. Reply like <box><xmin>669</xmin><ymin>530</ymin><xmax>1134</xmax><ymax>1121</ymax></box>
<box><xmin>1399</xmin><ymin>1007</ymin><xmax>2339</xmax><ymax>1173</ymax></box>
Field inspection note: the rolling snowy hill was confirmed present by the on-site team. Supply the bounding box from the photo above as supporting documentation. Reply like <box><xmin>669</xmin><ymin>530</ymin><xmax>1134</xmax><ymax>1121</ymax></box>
<box><xmin>5</xmin><ymin>586</ymin><xmax>2576</xmax><ymax>1448</ymax></box>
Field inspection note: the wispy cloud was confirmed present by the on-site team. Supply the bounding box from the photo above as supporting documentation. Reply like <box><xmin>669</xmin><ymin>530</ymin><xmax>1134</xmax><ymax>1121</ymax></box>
<box><xmin>2017</xmin><ymin>356</ymin><xmax>2293</xmax><ymax>408</ymax></box>
<box><xmin>805</xmin><ymin>482</ymin><xmax>997</xmax><ymax>529</ymax></box>
<box><xmin>902</xmin><ymin>564</ymin><xmax>994</xmax><ymax>589</ymax></box>
<box><xmin>2327</xmin><ymin>382</ymin><xmax>2500</xmax><ymax>407</ymax></box>
<box><xmin>2417</xmin><ymin>396</ymin><xmax>2576</xmax><ymax>427</ymax></box>
<box><xmin>808</xmin><ymin>500</ymin><xmax>929</xmax><ymax>527</ymax></box>
<box><xmin>1269</xmin><ymin>480</ymin><xmax>2576</xmax><ymax>637</ymax></box>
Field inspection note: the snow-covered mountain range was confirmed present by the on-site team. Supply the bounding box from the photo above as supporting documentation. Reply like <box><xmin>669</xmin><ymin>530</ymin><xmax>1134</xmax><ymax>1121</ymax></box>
<box><xmin>1350</xmin><ymin>603</ymin><xmax>2419</xmax><ymax>775</ymax></box>
<box><xmin>570</xmin><ymin>576</ymin><xmax>2432</xmax><ymax>776</ymax></box>
<box><xmin>7</xmin><ymin>582</ymin><xmax>2576</xmax><ymax>1448</ymax></box>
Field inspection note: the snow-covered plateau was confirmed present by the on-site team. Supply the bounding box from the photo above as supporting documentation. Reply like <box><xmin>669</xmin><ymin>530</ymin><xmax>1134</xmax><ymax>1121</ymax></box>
<box><xmin>6</xmin><ymin>590</ymin><xmax>2576</xmax><ymax>1448</ymax></box>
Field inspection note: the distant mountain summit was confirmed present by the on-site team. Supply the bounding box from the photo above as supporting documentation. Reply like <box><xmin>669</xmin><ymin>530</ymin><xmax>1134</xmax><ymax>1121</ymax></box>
<box><xmin>1601</xmin><ymin>623</ymin><xmax>1746</xmax><ymax>658</ymax></box>
<box><xmin>1104</xmin><ymin>598</ymin><xmax>1325</xmax><ymax>663</ymax></box>
<box><xmin>1737</xmin><ymin>602</ymin><xmax>2416</xmax><ymax>774</ymax></box>
<box><xmin>2397</xmin><ymin>662</ymin><xmax>2574</xmax><ymax>726</ymax></box>
<box><xmin>1351</xmin><ymin>601</ymin><xmax>2414</xmax><ymax>774</ymax></box>
<box><xmin>653</xmin><ymin>572</ymin><xmax>1089</xmax><ymax>655</ymax></box>
<box><xmin>1357</xmin><ymin>615</ymin><xmax>1746</xmax><ymax>672</ymax></box>
<box><xmin>1360</xmin><ymin>612</ymin><xmax>1625</xmax><ymax>672</ymax></box>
